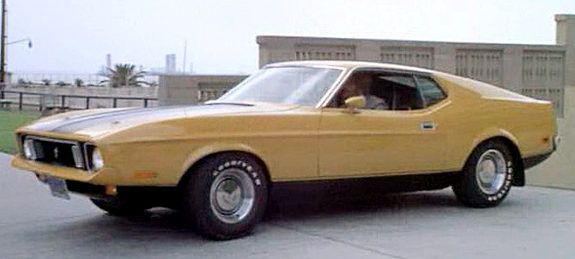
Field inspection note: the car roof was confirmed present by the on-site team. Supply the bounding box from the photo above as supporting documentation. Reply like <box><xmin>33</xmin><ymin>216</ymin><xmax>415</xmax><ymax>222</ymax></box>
<box><xmin>266</xmin><ymin>60</ymin><xmax>435</xmax><ymax>74</ymax></box>
<box><xmin>267</xmin><ymin>60</ymin><xmax>546</xmax><ymax>103</ymax></box>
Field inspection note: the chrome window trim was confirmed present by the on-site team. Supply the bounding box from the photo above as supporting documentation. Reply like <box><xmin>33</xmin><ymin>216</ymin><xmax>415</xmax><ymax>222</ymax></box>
<box><xmin>413</xmin><ymin>75</ymin><xmax>428</xmax><ymax>108</ymax></box>
<box><xmin>317</xmin><ymin>66</ymin><xmax>436</xmax><ymax>108</ymax></box>
<box><xmin>264</xmin><ymin>64</ymin><xmax>347</xmax><ymax>70</ymax></box>
<box><xmin>315</xmin><ymin>67</ymin><xmax>354</xmax><ymax>109</ymax></box>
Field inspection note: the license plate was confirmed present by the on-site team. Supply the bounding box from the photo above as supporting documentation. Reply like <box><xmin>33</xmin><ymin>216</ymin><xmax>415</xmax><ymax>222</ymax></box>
<box><xmin>44</xmin><ymin>176</ymin><xmax>71</xmax><ymax>200</ymax></box>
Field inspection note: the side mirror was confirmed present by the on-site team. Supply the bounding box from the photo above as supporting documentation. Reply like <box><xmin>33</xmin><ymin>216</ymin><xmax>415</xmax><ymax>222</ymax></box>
<box><xmin>344</xmin><ymin>96</ymin><xmax>366</xmax><ymax>113</ymax></box>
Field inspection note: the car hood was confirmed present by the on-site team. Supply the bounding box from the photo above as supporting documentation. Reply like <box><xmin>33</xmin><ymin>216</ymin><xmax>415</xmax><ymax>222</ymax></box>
<box><xmin>23</xmin><ymin>102</ymin><xmax>298</xmax><ymax>138</ymax></box>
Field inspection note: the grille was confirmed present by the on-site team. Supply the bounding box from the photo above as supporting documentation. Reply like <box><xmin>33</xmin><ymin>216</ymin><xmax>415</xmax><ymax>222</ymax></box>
<box><xmin>23</xmin><ymin>136</ymin><xmax>86</xmax><ymax>169</ymax></box>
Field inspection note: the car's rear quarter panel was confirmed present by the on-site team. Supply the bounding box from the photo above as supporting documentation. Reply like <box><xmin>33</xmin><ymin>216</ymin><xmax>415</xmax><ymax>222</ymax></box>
<box><xmin>434</xmin><ymin>75</ymin><xmax>556</xmax><ymax>171</ymax></box>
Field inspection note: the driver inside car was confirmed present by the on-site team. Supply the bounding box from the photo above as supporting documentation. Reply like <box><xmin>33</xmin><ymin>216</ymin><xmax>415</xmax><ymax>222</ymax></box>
<box><xmin>338</xmin><ymin>72</ymin><xmax>389</xmax><ymax>110</ymax></box>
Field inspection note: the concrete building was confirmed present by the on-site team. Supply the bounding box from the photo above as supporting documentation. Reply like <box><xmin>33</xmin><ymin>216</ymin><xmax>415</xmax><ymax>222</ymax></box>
<box><xmin>165</xmin><ymin>54</ymin><xmax>177</xmax><ymax>74</ymax></box>
<box><xmin>158</xmin><ymin>74</ymin><xmax>247</xmax><ymax>105</ymax></box>
<box><xmin>106</xmin><ymin>54</ymin><xmax>112</xmax><ymax>69</ymax></box>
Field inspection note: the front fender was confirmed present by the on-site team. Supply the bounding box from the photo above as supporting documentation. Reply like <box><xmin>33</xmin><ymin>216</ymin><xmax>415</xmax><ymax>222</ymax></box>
<box><xmin>180</xmin><ymin>142</ymin><xmax>268</xmax><ymax>179</ymax></box>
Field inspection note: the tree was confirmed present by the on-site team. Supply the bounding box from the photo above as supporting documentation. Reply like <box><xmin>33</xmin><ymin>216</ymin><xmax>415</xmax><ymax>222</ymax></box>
<box><xmin>101</xmin><ymin>63</ymin><xmax>147</xmax><ymax>87</ymax></box>
<box><xmin>41</xmin><ymin>79</ymin><xmax>51</xmax><ymax>86</ymax></box>
<box><xmin>74</xmin><ymin>78</ymin><xmax>84</xmax><ymax>87</ymax></box>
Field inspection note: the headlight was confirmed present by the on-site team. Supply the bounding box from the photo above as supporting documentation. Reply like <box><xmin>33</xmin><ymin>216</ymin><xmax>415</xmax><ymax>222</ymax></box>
<box><xmin>91</xmin><ymin>148</ymin><xmax>104</xmax><ymax>171</ymax></box>
<box><xmin>22</xmin><ymin>138</ymin><xmax>36</xmax><ymax>160</ymax></box>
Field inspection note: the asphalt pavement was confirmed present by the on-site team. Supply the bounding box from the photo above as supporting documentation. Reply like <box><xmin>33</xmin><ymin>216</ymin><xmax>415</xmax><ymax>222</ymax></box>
<box><xmin>1</xmin><ymin>153</ymin><xmax>574</xmax><ymax>259</ymax></box>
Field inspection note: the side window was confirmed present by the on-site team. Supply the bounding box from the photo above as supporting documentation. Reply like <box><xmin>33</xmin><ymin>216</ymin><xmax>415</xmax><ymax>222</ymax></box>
<box><xmin>329</xmin><ymin>71</ymin><xmax>441</xmax><ymax>111</ymax></box>
<box><xmin>375</xmin><ymin>74</ymin><xmax>424</xmax><ymax>111</ymax></box>
<box><xmin>329</xmin><ymin>71</ymin><xmax>391</xmax><ymax>110</ymax></box>
<box><xmin>416</xmin><ymin>76</ymin><xmax>447</xmax><ymax>107</ymax></box>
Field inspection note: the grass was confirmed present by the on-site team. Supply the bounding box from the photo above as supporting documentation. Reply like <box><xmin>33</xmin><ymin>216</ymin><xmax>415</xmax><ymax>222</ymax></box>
<box><xmin>0</xmin><ymin>111</ymin><xmax>40</xmax><ymax>154</ymax></box>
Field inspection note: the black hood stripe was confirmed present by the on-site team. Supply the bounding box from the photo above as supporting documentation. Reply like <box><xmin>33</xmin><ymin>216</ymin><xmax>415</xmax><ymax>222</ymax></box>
<box><xmin>28</xmin><ymin>104</ymin><xmax>262</xmax><ymax>134</ymax></box>
<box><xmin>51</xmin><ymin>106</ymin><xmax>185</xmax><ymax>132</ymax></box>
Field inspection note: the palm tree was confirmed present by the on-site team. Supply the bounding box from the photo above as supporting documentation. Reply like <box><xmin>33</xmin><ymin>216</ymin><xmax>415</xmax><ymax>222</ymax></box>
<box><xmin>74</xmin><ymin>78</ymin><xmax>84</xmax><ymax>87</ymax></box>
<box><xmin>101</xmin><ymin>64</ymin><xmax>147</xmax><ymax>87</ymax></box>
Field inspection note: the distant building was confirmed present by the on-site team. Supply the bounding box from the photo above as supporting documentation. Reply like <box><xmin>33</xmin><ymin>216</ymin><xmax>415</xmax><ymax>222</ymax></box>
<box><xmin>106</xmin><ymin>54</ymin><xmax>112</xmax><ymax>69</ymax></box>
<box><xmin>158</xmin><ymin>74</ymin><xmax>247</xmax><ymax>105</ymax></box>
<box><xmin>165</xmin><ymin>54</ymin><xmax>177</xmax><ymax>74</ymax></box>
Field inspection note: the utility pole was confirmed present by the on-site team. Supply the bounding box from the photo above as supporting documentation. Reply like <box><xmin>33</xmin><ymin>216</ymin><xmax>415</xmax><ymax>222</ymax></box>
<box><xmin>0</xmin><ymin>0</ymin><xmax>6</xmax><ymax>87</ymax></box>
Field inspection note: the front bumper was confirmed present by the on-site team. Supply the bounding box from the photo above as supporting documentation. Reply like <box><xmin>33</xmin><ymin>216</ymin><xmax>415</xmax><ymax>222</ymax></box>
<box><xmin>11</xmin><ymin>154</ymin><xmax>112</xmax><ymax>184</ymax></box>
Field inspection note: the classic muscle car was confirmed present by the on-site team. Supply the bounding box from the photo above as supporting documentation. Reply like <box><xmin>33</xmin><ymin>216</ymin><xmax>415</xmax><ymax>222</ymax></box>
<box><xmin>12</xmin><ymin>61</ymin><xmax>558</xmax><ymax>240</ymax></box>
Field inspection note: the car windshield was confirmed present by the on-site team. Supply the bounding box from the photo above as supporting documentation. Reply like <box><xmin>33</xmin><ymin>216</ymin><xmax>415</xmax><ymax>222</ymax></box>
<box><xmin>216</xmin><ymin>66</ymin><xmax>343</xmax><ymax>106</ymax></box>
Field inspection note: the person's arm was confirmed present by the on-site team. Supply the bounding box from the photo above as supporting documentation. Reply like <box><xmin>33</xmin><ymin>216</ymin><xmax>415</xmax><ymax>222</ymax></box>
<box><xmin>366</xmin><ymin>95</ymin><xmax>389</xmax><ymax>110</ymax></box>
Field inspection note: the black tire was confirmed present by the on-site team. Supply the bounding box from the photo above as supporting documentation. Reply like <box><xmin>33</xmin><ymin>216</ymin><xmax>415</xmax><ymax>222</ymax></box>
<box><xmin>90</xmin><ymin>197</ymin><xmax>148</xmax><ymax>216</ymax></box>
<box><xmin>452</xmin><ymin>141</ymin><xmax>514</xmax><ymax>208</ymax></box>
<box><xmin>181</xmin><ymin>153</ymin><xmax>269</xmax><ymax>240</ymax></box>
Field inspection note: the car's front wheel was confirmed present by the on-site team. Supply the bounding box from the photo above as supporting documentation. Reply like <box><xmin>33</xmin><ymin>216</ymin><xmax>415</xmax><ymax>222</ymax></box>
<box><xmin>453</xmin><ymin>141</ymin><xmax>514</xmax><ymax>208</ymax></box>
<box><xmin>181</xmin><ymin>153</ymin><xmax>269</xmax><ymax>240</ymax></box>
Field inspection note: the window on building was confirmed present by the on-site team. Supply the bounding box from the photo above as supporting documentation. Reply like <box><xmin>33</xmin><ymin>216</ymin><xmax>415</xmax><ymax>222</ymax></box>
<box><xmin>455</xmin><ymin>49</ymin><xmax>503</xmax><ymax>85</ymax></box>
<box><xmin>380</xmin><ymin>47</ymin><xmax>434</xmax><ymax>69</ymax></box>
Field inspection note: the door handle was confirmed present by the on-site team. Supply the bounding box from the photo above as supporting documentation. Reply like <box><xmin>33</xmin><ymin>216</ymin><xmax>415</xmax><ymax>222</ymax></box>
<box><xmin>421</xmin><ymin>121</ymin><xmax>436</xmax><ymax>131</ymax></box>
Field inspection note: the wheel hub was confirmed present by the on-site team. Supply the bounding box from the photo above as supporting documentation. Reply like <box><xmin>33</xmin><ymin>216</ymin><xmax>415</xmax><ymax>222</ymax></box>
<box><xmin>209</xmin><ymin>168</ymin><xmax>255</xmax><ymax>224</ymax></box>
<box><xmin>475</xmin><ymin>149</ymin><xmax>507</xmax><ymax>195</ymax></box>
<box><xmin>215</xmin><ymin>179</ymin><xmax>243</xmax><ymax>212</ymax></box>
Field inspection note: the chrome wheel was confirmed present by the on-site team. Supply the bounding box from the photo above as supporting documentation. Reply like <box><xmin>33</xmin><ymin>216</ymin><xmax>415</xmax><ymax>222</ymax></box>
<box><xmin>475</xmin><ymin>149</ymin><xmax>507</xmax><ymax>195</ymax></box>
<box><xmin>209</xmin><ymin>168</ymin><xmax>255</xmax><ymax>224</ymax></box>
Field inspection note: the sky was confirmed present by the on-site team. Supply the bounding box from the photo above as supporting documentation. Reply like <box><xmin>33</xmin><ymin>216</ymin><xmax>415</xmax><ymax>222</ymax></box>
<box><xmin>5</xmin><ymin>0</ymin><xmax>575</xmax><ymax>75</ymax></box>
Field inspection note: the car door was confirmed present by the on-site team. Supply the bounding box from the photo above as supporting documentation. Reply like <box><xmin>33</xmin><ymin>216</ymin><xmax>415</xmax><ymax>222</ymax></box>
<box><xmin>318</xmin><ymin>71</ymin><xmax>448</xmax><ymax>178</ymax></box>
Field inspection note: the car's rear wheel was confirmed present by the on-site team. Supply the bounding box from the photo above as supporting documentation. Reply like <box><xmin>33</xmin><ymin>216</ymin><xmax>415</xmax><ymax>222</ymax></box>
<box><xmin>90</xmin><ymin>197</ymin><xmax>148</xmax><ymax>216</ymax></box>
<box><xmin>453</xmin><ymin>141</ymin><xmax>514</xmax><ymax>208</ymax></box>
<box><xmin>181</xmin><ymin>153</ymin><xmax>268</xmax><ymax>240</ymax></box>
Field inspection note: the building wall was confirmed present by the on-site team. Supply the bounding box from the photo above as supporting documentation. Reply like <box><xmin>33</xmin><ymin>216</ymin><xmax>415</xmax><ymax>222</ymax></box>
<box><xmin>528</xmin><ymin>14</ymin><xmax>575</xmax><ymax>189</ymax></box>
<box><xmin>529</xmin><ymin>87</ymin><xmax>575</xmax><ymax>188</ymax></box>
<box><xmin>158</xmin><ymin>75</ymin><xmax>247</xmax><ymax>105</ymax></box>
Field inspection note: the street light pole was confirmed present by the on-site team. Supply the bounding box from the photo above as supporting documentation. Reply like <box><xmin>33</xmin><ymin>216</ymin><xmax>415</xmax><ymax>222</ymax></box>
<box><xmin>7</xmin><ymin>38</ymin><xmax>32</xmax><ymax>48</ymax></box>
<box><xmin>0</xmin><ymin>0</ymin><xmax>6</xmax><ymax>87</ymax></box>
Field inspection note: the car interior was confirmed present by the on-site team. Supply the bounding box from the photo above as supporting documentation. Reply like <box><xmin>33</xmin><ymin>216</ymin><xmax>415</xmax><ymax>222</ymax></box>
<box><xmin>371</xmin><ymin>74</ymin><xmax>424</xmax><ymax>110</ymax></box>
<box><xmin>330</xmin><ymin>71</ymin><xmax>446</xmax><ymax>110</ymax></box>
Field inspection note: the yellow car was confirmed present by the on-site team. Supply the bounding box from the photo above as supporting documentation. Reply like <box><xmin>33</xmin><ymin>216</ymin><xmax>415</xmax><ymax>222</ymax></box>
<box><xmin>12</xmin><ymin>61</ymin><xmax>558</xmax><ymax>240</ymax></box>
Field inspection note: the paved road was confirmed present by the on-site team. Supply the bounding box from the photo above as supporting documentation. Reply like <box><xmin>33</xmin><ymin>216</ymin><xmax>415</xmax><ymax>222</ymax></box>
<box><xmin>1</xmin><ymin>153</ymin><xmax>574</xmax><ymax>259</ymax></box>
